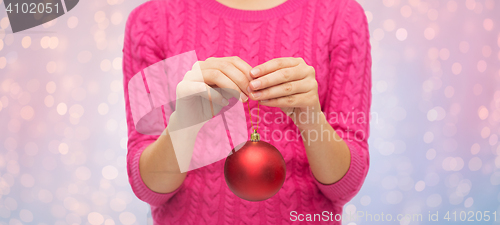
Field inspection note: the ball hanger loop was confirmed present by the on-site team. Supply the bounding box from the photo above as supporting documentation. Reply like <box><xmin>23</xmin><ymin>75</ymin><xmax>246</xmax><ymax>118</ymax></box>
<box><xmin>248</xmin><ymin>100</ymin><xmax>260</xmax><ymax>142</ymax></box>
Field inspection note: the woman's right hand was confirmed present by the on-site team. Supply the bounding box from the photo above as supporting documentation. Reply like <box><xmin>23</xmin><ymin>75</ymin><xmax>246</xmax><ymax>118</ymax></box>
<box><xmin>167</xmin><ymin>56</ymin><xmax>253</xmax><ymax>173</ymax></box>
<box><xmin>170</xmin><ymin>56</ymin><xmax>252</xmax><ymax>131</ymax></box>
<box><xmin>199</xmin><ymin>56</ymin><xmax>253</xmax><ymax>102</ymax></box>
<box><xmin>180</xmin><ymin>56</ymin><xmax>252</xmax><ymax>102</ymax></box>
<box><xmin>140</xmin><ymin>56</ymin><xmax>253</xmax><ymax>192</ymax></box>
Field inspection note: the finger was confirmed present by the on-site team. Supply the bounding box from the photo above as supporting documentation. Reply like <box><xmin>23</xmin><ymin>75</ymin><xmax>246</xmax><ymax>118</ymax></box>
<box><xmin>176</xmin><ymin>78</ymin><xmax>212</xmax><ymax>99</ymax></box>
<box><xmin>202</xmin><ymin>69</ymin><xmax>248</xmax><ymax>102</ymax></box>
<box><xmin>249</xmin><ymin>67</ymin><xmax>305</xmax><ymax>91</ymax></box>
<box><xmin>215</xmin><ymin>61</ymin><xmax>252</xmax><ymax>96</ymax></box>
<box><xmin>258</xmin><ymin>92</ymin><xmax>312</xmax><ymax>108</ymax></box>
<box><xmin>250</xmin><ymin>57</ymin><xmax>301</xmax><ymax>78</ymax></box>
<box><xmin>217</xmin><ymin>87</ymin><xmax>241</xmax><ymax>102</ymax></box>
<box><xmin>201</xmin><ymin>59</ymin><xmax>251</xmax><ymax>96</ymax></box>
<box><xmin>195</xmin><ymin>84</ymin><xmax>229</xmax><ymax>107</ymax></box>
<box><xmin>248</xmin><ymin>79</ymin><xmax>312</xmax><ymax>101</ymax></box>
<box><xmin>227</xmin><ymin>56</ymin><xmax>253</xmax><ymax>81</ymax></box>
<box><xmin>183</xmin><ymin>64</ymin><xmax>205</xmax><ymax>83</ymax></box>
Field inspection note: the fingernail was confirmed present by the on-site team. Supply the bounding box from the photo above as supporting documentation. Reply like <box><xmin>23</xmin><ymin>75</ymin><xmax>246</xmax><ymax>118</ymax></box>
<box><xmin>222</xmin><ymin>98</ymin><xmax>229</xmax><ymax>106</ymax></box>
<box><xmin>260</xmin><ymin>100</ymin><xmax>268</xmax><ymax>103</ymax></box>
<box><xmin>247</xmin><ymin>86</ymin><xmax>251</xmax><ymax>94</ymax></box>
<box><xmin>251</xmin><ymin>92</ymin><xmax>261</xmax><ymax>99</ymax></box>
<box><xmin>240</xmin><ymin>92</ymin><xmax>248</xmax><ymax>102</ymax></box>
<box><xmin>250</xmin><ymin>68</ymin><xmax>260</xmax><ymax>77</ymax></box>
<box><xmin>250</xmin><ymin>80</ymin><xmax>261</xmax><ymax>89</ymax></box>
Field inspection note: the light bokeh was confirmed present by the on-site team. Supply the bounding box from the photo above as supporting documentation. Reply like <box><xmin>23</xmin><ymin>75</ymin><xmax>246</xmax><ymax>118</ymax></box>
<box><xmin>353</xmin><ymin>0</ymin><xmax>500</xmax><ymax>224</ymax></box>
<box><xmin>0</xmin><ymin>0</ymin><xmax>499</xmax><ymax>224</ymax></box>
<box><xmin>1</xmin><ymin>0</ymin><xmax>149</xmax><ymax>224</ymax></box>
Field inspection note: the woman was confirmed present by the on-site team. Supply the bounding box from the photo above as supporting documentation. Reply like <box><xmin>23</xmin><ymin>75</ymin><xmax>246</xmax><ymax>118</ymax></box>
<box><xmin>122</xmin><ymin>0</ymin><xmax>371</xmax><ymax>224</ymax></box>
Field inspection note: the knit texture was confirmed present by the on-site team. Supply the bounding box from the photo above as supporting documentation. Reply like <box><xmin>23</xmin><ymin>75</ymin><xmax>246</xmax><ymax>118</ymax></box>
<box><xmin>122</xmin><ymin>0</ymin><xmax>372</xmax><ymax>224</ymax></box>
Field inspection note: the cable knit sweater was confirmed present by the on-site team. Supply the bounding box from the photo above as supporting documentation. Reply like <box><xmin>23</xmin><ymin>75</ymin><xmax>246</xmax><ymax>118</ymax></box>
<box><xmin>122</xmin><ymin>0</ymin><xmax>371</xmax><ymax>224</ymax></box>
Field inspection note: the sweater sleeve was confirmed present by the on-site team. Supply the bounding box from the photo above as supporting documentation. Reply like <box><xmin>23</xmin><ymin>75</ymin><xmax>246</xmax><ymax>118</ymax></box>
<box><xmin>123</xmin><ymin>1</ymin><xmax>180</xmax><ymax>207</ymax></box>
<box><xmin>311</xmin><ymin>0</ymin><xmax>372</xmax><ymax>205</ymax></box>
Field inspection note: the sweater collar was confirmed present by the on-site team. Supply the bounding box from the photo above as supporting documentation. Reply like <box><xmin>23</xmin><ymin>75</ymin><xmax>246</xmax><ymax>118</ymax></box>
<box><xmin>202</xmin><ymin>0</ymin><xmax>308</xmax><ymax>21</ymax></box>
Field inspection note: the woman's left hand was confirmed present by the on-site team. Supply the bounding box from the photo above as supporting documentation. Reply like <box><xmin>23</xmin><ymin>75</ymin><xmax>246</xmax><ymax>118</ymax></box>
<box><xmin>247</xmin><ymin>57</ymin><xmax>320</xmax><ymax>130</ymax></box>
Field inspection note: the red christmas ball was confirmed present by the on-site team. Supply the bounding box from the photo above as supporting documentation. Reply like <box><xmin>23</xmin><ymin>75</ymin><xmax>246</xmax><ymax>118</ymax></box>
<box><xmin>224</xmin><ymin>135</ymin><xmax>286</xmax><ymax>201</ymax></box>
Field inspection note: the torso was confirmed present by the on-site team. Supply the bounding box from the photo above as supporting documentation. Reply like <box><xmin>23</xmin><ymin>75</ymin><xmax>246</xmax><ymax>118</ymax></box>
<box><xmin>146</xmin><ymin>0</ymin><xmax>348</xmax><ymax>224</ymax></box>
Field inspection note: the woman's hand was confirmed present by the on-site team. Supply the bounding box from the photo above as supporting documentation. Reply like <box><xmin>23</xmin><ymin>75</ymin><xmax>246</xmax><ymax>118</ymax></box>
<box><xmin>247</xmin><ymin>57</ymin><xmax>320</xmax><ymax>130</ymax></box>
<box><xmin>171</xmin><ymin>56</ymin><xmax>252</xmax><ymax>130</ymax></box>
<box><xmin>179</xmin><ymin>56</ymin><xmax>252</xmax><ymax>103</ymax></box>
<box><xmin>166</xmin><ymin>56</ymin><xmax>254</xmax><ymax>173</ymax></box>
<box><xmin>200</xmin><ymin>56</ymin><xmax>253</xmax><ymax>101</ymax></box>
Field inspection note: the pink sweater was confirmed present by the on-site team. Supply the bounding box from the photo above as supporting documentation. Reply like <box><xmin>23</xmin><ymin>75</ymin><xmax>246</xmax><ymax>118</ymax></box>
<box><xmin>122</xmin><ymin>0</ymin><xmax>371</xmax><ymax>224</ymax></box>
